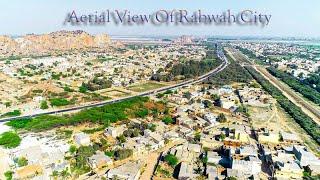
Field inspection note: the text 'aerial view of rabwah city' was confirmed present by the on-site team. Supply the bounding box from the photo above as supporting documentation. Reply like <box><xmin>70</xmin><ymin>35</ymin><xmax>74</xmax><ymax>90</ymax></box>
<box><xmin>0</xmin><ymin>1</ymin><xmax>319</xmax><ymax>180</ymax></box>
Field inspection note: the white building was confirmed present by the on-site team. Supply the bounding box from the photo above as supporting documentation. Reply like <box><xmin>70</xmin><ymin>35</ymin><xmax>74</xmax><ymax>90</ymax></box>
<box><xmin>207</xmin><ymin>151</ymin><xmax>221</xmax><ymax>165</ymax></box>
<box><xmin>106</xmin><ymin>161</ymin><xmax>142</xmax><ymax>180</ymax></box>
<box><xmin>178</xmin><ymin>162</ymin><xmax>195</xmax><ymax>180</ymax></box>
<box><xmin>203</xmin><ymin>113</ymin><xmax>218</xmax><ymax>124</ymax></box>
<box><xmin>73</xmin><ymin>132</ymin><xmax>91</xmax><ymax>146</ymax></box>
<box><xmin>104</xmin><ymin>125</ymin><xmax>126</xmax><ymax>138</ymax></box>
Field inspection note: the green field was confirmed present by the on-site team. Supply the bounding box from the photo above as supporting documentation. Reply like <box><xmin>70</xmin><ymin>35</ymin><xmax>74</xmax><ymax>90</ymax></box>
<box><xmin>127</xmin><ymin>82</ymin><xmax>166</xmax><ymax>92</ymax></box>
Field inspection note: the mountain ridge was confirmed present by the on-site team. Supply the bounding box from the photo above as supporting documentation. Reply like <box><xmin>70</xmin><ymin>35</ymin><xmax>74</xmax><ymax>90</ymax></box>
<box><xmin>0</xmin><ymin>30</ymin><xmax>113</xmax><ymax>58</ymax></box>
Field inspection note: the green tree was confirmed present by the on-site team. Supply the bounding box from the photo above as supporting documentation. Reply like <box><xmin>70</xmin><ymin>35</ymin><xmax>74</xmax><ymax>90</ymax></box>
<box><xmin>0</xmin><ymin>131</ymin><xmax>21</xmax><ymax>148</ymax></box>
<box><xmin>40</xmin><ymin>100</ymin><xmax>49</xmax><ymax>109</ymax></box>
<box><xmin>183</xmin><ymin>92</ymin><xmax>192</xmax><ymax>100</ymax></box>
<box><xmin>162</xmin><ymin>116</ymin><xmax>174</xmax><ymax>125</ymax></box>
<box><xmin>4</xmin><ymin>102</ymin><xmax>11</xmax><ymax>108</ymax></box>
<box><xmin>117</xmin><ymin>134</ymin><xmax>126</xmax><ymax>143</ymax></box>
<box><xmin>219</xmin><ymin>133</ymin><xmax>226</xmax><ymax>141</ymax></box>
<box><xmin>4</xmin><ymin>171</ymin><xmax>13</xmax><ymax>180</ymax></box>
<box><xmin>105</xmin><ymin>150</ymin><xmax>115</xmax><ymax>157</ymax></box>
<box><xmin>217</xmin><ymin>113</ymin><xmax>227</xmax><ymax>123</ymax></box>
<box><xmin>203</xmin><ymin>100</ymin><xmax>212</xmax><ymax>108</ymax></box>
<box><xmin>17</xmin><ymin>157</ymin><xmax>28</xmax><ymax>167</ymax></box>
<box><xmin>148</xmin><ymin>124</ymin><xmax>157</xmax><ymax>132</ymax></box>
<box><xmin>194</xmin><ymin>132</ymin><xmax>201</xmax><ymax>142</ymax></box>
<box><xmin>60</xmin><ymin>168</ymin><xmax>71</xmax><ymax>179</ymax></box>
<box><xmin>69</xmin><ymin>145</ymin><xmax>77</xmax><ymax>154</ymax></box>
<box><xmin>100</xmin><ymin>138</ymin><xmax>108</xmax><ymax>147</ymax></box>
<box><xmin>79</xmin><ymin>83</ymin><xmax>88</xmax><ymax>93</ymax></box>
<box><xmin>164</xmin><ymin>154</ymin><xmax>178</xmax><ymax>167</ymax></box>
<box><xmin>114</xmin><ymin>149</ymin><xmax>133</xmax><ymax>160</ymax></box>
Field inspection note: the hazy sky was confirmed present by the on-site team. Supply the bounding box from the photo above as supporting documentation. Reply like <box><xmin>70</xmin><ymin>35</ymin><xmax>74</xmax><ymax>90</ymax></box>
<box><xmin>0</xmin><ymin>0</ymin><xmax>319</xmax><ymax>37</ymax></box>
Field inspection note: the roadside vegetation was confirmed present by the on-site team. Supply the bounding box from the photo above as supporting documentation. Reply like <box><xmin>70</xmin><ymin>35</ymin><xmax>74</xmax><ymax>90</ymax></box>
<box><xmin>236</xmin><ymin>46</ymin><xmax>268</xmax><ymax>65</ymax></box>
<box><xmin>245</xmin><ymin>66</ymin><xmax>320</xmax><ymax>144</ymax></box>
<box><xmin>151</xmin><ymin>46</ymin><xmax>221</xmax><ymax>81</ymax></box>
<box><xmin>49</xmin><ymin>98</ymin><xmax>75</xmax><ymax>107</ymax></box>
<box><xmin>0</xmin><ymin>110</ymin><xmax>21</xmax><ymax>118</ymax></box>
<box><xmin>205</xmin><ymin>53</ymin><xmax>252</xmax><ymax>85</ymax></box>
<box><xmin>302</xmin><ymin>73</ymin><xmax>320</xmax><ymax>93</ymax></box>
<box><xmin>40</xmin><ymin>100</ymin><xmax>49</xmax><ymax>109</ymax></box>
<box><xmin>267</xmin><ymin>66</ymin><xmax>320</xmax><ymax>105</ymax></box>
<box><xmin>5</xmin><ymin>97</ymin><xmax>154</xmax><ymax>132</ymax></box>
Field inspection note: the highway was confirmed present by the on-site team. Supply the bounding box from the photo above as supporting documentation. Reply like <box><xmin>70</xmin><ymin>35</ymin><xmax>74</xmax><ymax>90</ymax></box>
<box><xmin>0</xmin><ymin>46</ymin><xmax>229</xmax><ymax>123</ymax></box>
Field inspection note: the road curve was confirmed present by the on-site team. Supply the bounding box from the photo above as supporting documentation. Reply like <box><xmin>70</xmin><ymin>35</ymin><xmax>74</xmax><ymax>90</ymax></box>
<box><xmin>0</xmin><ymin>50</ymin><xmax>229</xmax><ymax>123</ymax></box>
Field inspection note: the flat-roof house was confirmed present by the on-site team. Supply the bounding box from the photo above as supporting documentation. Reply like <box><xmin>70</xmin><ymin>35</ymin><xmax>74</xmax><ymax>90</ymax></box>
<box><xmin>178</xmin><ymin>162</ymin><xmax>195</xmax><ymax>180</ymax></box>
<box><xmin>203</xmin><ymin>113</ymin><xmax>218</xmax><ymax>124</ymax></box>
<box><xmin>274</xmin><ymin>161</ymin><xmax>303</xmax><ymax>179</ymax></box>
<box><xmin>13</xmin><ymin>164</ymin><xmax>43</xmax><ymax>180</ymax></box>
<box><xmin>237</xmin><ymin>145</ymin><xmax>258</xmax><ymax>157</ymax></box>
<box><xmin>74</xmin><ymin>132</ymin><xmax>91</xmax><ymax>146</ymax></box>
<box><xmin>207</xmin><ymin>165</ymin><xmax>218</xmax><ymax>180</ymax></box>
<box><xmin>293</xmin><ymin>145</ymin><xmax>320</xmax><ymax>167</ymax></box>
<box><xmin>106</xmin><ymin>161</ymin><xmax>142</xmax><ymax>180</ymax></box>
<box><xmin>280</xmin><ymin>131</ymin><xmax>300</xmax><ymax>143</ymax></box>
<box><xmin>207</xmin><ymin>151</ymin><xmax>221</xmax><ymax>165</ymax></box>
<box><xmin>104</xmin><ymin>125</ymin><xmax>126</xmax><ymax>138</ymax></box>
<box><xmin>231</xmin><ymin>158</ymin><xmax>261</xmax><ymax>176</ymax></box>
<box><xmin>88</xmin><ymin>151</ymin><xmax>113</xmax><ymax>169</ymax></box>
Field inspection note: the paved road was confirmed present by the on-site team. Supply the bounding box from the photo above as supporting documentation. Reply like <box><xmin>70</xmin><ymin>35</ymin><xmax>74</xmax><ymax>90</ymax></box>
<box><xmin>0</xmin><ymin>47</ymin><xmax>229</xmax><ymax>123</ymax></box>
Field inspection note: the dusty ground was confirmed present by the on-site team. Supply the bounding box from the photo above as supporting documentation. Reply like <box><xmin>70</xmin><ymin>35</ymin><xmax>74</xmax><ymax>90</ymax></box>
<box><xmin>249</xmin><ymin>102</ymin><xmax>320</xmax><ymax>156</ymax></box>
<box><xmin>98</xmin><ymin>87</ymin><xmax>132</xmax><ymax>98</ymax></box>
<box><xmin>256</xmin><ymin>66</ymin><xmax>320</xmax><ymax>125</ymax></box>
<box><xmin>127</xmin><ymin>82</ymin><xmax>167</xmax><ymax>93</ymax></box>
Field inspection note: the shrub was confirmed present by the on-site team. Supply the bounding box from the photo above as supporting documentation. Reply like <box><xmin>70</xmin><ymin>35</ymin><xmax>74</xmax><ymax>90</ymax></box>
<box><xmin>114</xmin><ymin>149</ymin><xmax>133</xmax><ymax>160</ymax></box>
<box><xmin>4</xmin><ymin>171</ymin><xmax>13</xmax><ymax>180</ymax></box>
<box><xmin>162</xmin><ymin>116</ymin><xmax>174</xmax><ymax>125</ymax></box>
<box><xmin>164</xmin><ymin>154</ymin><xmax>178</xmax><ymax>167</ymax></box>
<box><xmin>40</xmin><ymin>100</ymin><xmax>49</xmax><ymax>109</ymax></box>
<box><xmin>17</xmin><ymin>157</ymin><xmax>28</xmax><ymax>167</ymax></box>
<box><xmin>49</xmin><ymin>98</ymin><xmax>74</xmax><ymax>107</ymax></box>
<box><xmin>1</xmin><ymin>110</ymin><xmax>21</xmax><ymax>117</ymax></box>
<box><xmin>0</xmin><ymin>131</ymin><xmax>21</xmax><ymax>148</ymax></box>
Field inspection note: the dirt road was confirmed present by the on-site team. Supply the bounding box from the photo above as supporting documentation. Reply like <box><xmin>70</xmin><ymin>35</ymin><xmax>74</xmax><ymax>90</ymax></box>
<box><xmin>255</xmin><ymin>66</ymin><xmax>320</xmax><ymax>125</ymax></box>
<box><xmin>226</xmin><ymin>47</ymin><xmax>320</xmax><ymax>125</ymax></box>
<box><xmin>139</xmin><ymin>139</ymin><xmax>185</xmax><ymax>180</ymax></box>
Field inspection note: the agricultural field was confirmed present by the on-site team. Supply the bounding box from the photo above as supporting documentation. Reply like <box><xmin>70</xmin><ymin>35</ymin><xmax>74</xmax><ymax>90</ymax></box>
<box><xmin>127</xmin><ymin>82</ymin><xmax>167</xmax><ymax>92</ymax></box>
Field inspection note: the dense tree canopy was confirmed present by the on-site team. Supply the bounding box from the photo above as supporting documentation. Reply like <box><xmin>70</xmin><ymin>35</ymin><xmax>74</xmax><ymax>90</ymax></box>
<box><xmin>267</xmin><ymin>67</ymin><xmax>320</xmax><ymax>105</ymax></box>
<box><xmin>6</xmin><ymin>97</ymin><xmax>150</xmax><ymax>132</ymax></box>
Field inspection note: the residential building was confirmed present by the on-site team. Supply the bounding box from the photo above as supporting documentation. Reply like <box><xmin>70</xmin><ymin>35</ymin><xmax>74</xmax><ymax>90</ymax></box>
<box><xmin>88</xmin><ymin>151</ymin><xmax>113</xmax><ymax>169</ymax></box>
<box><xmin>73</xmin><ymin>132</ymin><xmax>91</xmax><ymax>146</ymax></box>
<box><xmin>106</xmin><ymin>161</ymin><xmax>142</xmax><ymax>180</ymax></box>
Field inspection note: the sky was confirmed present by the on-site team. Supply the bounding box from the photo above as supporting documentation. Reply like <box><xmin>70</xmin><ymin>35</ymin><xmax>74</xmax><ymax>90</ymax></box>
<box><xmin>0</xmin><ymin>0</ymin><xmax>319</xmax><ymax>37</ymax></box>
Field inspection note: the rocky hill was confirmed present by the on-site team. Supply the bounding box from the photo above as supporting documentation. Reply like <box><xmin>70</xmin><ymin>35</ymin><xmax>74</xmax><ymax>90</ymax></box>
<box><xmin>0</xmin><ymin>30</ymin><xmax>112</xmax><ymax>57</ymax></box>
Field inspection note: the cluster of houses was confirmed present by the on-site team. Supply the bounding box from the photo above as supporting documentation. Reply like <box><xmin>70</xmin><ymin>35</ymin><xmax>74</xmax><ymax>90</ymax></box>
<box><xmin>2</xmin><ymin>81</ymin><xmax>319</xmax><ymax>180</ymax></box>
<box><xmin>4</xmin><ymin>134</ymin><xmax>70</xmax><ymax>179</ymax></box>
